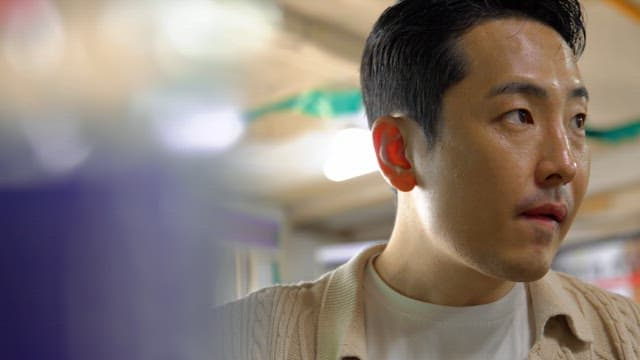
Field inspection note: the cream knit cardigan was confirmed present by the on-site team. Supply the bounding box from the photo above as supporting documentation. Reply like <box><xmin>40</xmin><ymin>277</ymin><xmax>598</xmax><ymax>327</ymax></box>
<box><xmin>214</xmin><ymin>244</ymin><xmax>640</xmax><ymax>359</ymax></box>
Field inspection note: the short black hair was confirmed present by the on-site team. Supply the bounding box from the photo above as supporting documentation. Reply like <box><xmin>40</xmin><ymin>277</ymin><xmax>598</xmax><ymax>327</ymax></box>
<box><xmin>360</xmin><ymin>0</ymin><xmax>586</xmax><ymax>147</ymax></box>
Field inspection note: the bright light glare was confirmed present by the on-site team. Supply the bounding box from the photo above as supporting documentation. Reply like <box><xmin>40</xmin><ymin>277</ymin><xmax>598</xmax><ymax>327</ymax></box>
<box><xmin>155</xmin><ymin>0</ymin><xmax>274</xmax><ymax>59</ymax></box>
<box><xmin>21</xmin><ymin>118</ymin><xmax>92</xmax><ymax>175</ymax></box>
<box><xmin>158</xmin><ymin>0</ymin><xmax>216</xmax><ymax>58</ymax></box>
<box><xmin>162</xmin><ymin>109</ymin><xmax>245</xmax><ymax>152</ymax></box>
<box><xmin>323</xmin><ymin>128</ymin><xmax>378</xmax><ymax>182</ymax></box>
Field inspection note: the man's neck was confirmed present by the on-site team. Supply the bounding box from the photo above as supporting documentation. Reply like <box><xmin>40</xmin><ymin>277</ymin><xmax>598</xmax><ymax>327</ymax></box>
<box><xmin>375</xmin><ymin>226</ymin><xmax>516</xmax><ymax>307</ymax></box>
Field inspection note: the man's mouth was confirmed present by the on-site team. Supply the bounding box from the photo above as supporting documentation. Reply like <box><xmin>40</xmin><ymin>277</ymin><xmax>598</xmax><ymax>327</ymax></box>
<box><xmin>520</xmin><ymin>203</ymin><xmax>567</xmax><ymax>224</ymax></box>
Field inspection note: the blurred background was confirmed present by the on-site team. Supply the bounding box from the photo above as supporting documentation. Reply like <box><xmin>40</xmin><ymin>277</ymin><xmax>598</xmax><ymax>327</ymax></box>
<box><xmin>0</xmin><ymin>0</ymin><xmax>639</xmax><ymax>359</ymax></box>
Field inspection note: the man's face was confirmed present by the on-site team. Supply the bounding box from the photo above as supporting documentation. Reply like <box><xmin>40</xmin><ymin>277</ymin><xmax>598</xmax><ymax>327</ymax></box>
<box><xmin>408</xmin><ymin>18</ymin><xmax>590</xmax><ymax>282</ymax></box>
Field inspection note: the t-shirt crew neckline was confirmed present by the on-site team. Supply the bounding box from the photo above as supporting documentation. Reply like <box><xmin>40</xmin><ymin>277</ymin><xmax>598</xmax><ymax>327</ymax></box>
<box><xmin>364</xmin><ymin>254</ymin><xmax>528</xmax><ymax>325</ymax></box>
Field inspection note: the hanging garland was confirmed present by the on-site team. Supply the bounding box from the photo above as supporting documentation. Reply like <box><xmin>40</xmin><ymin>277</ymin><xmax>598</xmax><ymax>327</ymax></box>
<box><xmin>246</xmin><ymin>89</ymin><xmax>640</xmax><ymax>143</ymax></box>
<box><xmin>245</xmin><ymin>89</ymin><xmax>362</xmax><ymax>122</ymax></box>
<box><xmin>586</xmin><ymin>121</ymin><xmax>640</xmax><ymax>143</ymax></box>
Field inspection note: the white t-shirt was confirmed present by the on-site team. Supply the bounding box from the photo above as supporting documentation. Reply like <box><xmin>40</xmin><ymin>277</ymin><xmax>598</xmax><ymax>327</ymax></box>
<box><xmin>363</xmin><ymin>256</ymin><xmax>532</xmax><ymax>360</ymax></box>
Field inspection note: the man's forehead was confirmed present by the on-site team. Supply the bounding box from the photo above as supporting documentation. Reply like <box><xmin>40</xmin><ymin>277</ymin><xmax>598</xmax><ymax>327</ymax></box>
<box><xmin>459</xmin><ymin>18</ymin><xmax>574</xmax><ymax>59</ymax></box>
<box><xmin>456</xmin><ymin>18</ymin><xmax>583</xmax><ymax>92</ymax></box>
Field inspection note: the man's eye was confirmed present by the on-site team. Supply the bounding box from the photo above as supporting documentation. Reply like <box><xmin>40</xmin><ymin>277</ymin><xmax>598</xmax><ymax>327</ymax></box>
<box><xmin>504</xmin><ymin>109</ymin><xmax>533</xmax><ymax>125</ymax></box>
<box><xmin>573</xmin><ymin>113</ymin><xmax>587</xmax><ymax>129</ymax></box>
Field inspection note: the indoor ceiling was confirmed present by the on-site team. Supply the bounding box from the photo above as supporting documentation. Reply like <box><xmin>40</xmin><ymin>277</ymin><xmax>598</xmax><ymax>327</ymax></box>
<box><xmin>0</xmin><ymin>0</ymin><xmax>638</xmax><ymax>242</ymax></box>
<box><xmin>220</xmin><ymin>0</ymin><xmax>640</xmax><ymax>243</ymax></box>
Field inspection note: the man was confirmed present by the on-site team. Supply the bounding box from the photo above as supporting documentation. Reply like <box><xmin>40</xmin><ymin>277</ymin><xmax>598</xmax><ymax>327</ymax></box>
<box><xmin>214</xmin><ymin>1</ymin><xmax>640</xmax><ymax>359</ymax></box>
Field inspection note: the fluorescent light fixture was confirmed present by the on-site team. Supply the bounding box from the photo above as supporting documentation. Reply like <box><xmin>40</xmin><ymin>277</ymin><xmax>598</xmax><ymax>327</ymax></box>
<box><xmin>323</xmin><ymin>128</ymin><xmax>378</xmax><ymax>182</ymax></box>
<box><xmin>161</xmin><ymin>108</ymin><xmax>245</xmax><ymax>152</ymax></box>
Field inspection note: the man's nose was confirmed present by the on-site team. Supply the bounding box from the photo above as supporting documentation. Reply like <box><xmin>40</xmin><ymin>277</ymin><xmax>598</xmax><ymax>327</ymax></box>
<box><xmin>534</xmin><ymin>124</ymin><xmax>578</xmax><ymax>188</ymax></box>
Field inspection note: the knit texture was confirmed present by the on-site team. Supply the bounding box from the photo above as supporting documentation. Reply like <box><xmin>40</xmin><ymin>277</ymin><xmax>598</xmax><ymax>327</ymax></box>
<box><xmin>213</xmin><ymin>277</ymin><xmax>328</xmax><ymax>360</ymax></box>
<box><xmin>560</xmin><ymin>273</ymin><xmax>640</xmax><ymax>359</ymax></box>
<box><xmin>213</xmin><ymin>245</ymin><xmax>640</xmax><ymax>360</ymax></box>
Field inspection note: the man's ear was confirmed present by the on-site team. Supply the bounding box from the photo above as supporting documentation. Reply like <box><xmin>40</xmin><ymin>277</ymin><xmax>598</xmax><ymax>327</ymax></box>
<box><xmin>371</xmin><ymin>116</ymin><xmax>416</xmax><ymax>192</ymax></box>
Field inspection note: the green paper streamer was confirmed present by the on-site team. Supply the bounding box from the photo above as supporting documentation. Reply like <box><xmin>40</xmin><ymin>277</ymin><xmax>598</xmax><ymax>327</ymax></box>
<box><xmin>247</xmin><ymin>88</ymin><xmax>640</xmax><ymax>144</ymax></box>
<box><xmin>586</xmin><ymin>121</ymin><xmax>640</xmax><ymax>143</ymax></box>
<box><xmin>245</xmin><ymin>89</ymin><xmax>363</xmax><ymax>122</ymax></box>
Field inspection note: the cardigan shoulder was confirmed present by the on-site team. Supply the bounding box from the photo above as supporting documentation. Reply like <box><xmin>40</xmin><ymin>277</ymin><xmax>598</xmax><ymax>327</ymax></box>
<box><xmin>213</xmin><ymin>274</ymin><xmax>331</xmax><ymax>360</ymax></box>
<box><xmin>554</xmin><ymin>272</ymin><xmax>640</xmax><ymax>359</ymax></box>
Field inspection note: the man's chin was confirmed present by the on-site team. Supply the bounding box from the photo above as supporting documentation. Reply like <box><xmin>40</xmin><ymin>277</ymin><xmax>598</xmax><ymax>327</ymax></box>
<box><xmin>485</xmin><ymin>257</ymin><xmax>553</xmax><ymax>283</ymax></box>
<box><xmin>501</xmin><ymin>262</ymin><xmax>552</xmax><ymax>283</ymax></box>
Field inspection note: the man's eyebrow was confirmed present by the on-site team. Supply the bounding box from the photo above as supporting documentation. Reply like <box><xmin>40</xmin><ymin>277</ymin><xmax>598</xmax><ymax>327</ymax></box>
<box><xmin>486</xmin><ymin>82</ymin><xmax>590</xmax><ymax>102</ymax></box>
<box><xmin>486</xmin><ymin>82</ymin><xmax>548</xmax><ymax>99</ymax></box>
<box><xmin>570</xmin><ymin>86</ymin><xmax>589</xmax><ymax>101</ymax></box>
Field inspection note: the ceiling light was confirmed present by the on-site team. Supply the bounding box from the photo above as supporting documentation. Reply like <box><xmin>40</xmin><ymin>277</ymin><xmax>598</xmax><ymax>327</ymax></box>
<box><xmin>323</xmin><ymin>128</ymin><xmax>378</xmax><ymax>182</ymax></box>
<box><xmin>154</xmin><ymin>0</ymin><xmax>275</xmax><ymax>60</ymax></box>
<box><xmin>160</xmin><ymin>108</ymin><xmax>245</xmax><ymax>152</ymax></box>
